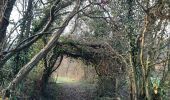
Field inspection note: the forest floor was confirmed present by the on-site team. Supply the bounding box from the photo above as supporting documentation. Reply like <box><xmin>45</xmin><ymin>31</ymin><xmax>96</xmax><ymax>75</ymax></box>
<box><xmin>42</xmin><ymin>80</ymin><xmax>97</xmax><ymax>100</ymax></box>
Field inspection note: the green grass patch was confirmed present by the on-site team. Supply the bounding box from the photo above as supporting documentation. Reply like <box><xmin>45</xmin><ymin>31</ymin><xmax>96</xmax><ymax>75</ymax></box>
<box><xmin>54</xmin><ymin>77</ymin><xmax>78</xmax><ymax>83</ymax></box>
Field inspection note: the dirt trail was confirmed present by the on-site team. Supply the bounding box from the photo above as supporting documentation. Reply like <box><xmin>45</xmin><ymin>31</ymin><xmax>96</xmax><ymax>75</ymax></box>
<box><xmin>45</xmin><ymin>82</ymin><xmax>96</xmax><ymax>100</ymax></box>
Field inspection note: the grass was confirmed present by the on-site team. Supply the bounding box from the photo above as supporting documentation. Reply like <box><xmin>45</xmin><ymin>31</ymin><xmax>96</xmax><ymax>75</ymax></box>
<box><xmin>54</xmin><ymin>76</ymin><xmax>79</xmax><ymax>83</ymax></box>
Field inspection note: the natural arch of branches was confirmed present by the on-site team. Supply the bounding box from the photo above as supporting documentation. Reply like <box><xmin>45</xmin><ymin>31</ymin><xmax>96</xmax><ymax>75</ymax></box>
<box><xmin>3</xmin><ymin>37</ymin><xmax>127</xmax><ymax>98</ymax></box>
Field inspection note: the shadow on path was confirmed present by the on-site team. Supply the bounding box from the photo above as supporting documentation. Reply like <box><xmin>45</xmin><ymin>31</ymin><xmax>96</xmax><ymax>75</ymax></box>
<box><xmin>44</xmin><ymin>81</ymin><xmax>96</xmax><ymax>100</ymax></box>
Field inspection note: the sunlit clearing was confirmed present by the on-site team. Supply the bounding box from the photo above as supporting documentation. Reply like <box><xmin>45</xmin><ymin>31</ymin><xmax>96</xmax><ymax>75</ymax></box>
<box><xmin>54</xmin><ymin>76</ymin><xmax>79</xmax><ymax>83</ymax></box>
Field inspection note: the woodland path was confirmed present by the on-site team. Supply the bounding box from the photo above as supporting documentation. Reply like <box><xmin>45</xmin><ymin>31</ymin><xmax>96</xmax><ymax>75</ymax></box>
<box><xmin>44</xmin><ymin>81</ymin><xmax>96</xmax><ymax>100</ymax></box>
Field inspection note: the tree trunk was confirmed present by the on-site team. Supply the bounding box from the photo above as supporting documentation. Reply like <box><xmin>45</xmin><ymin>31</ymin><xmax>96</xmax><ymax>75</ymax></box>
<box><xmin>0</xmin><ymin>0</ymin><xmax>16</xmax><ymax>51</ymax></box>
<box><xmin>145</xmin><ymin>78</ymin><xmax>151</xmax><ymax>100</ymax></box>
<box><xmin>129</xmin><ymin>54</ymin><xmax>137</xmax><ymax>100</ymax></box>
<box><xmin>40</xmin><ymin>67</ymin><xmax>52</xmax><ymax>95</ymax></box>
